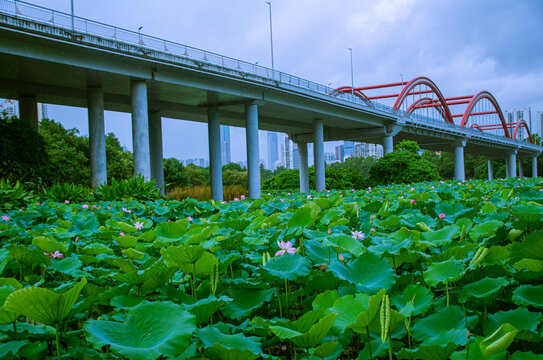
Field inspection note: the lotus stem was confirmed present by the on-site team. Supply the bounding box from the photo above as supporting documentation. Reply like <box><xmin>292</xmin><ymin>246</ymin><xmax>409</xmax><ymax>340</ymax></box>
<box><xmin>446</xmin><ymin>283</ymin><xmax>449</xmax><ymax>307</ymax></box>
<box><xmin>55</xmin><ymin>322</ymin><xmax>61</xmax><ymax>360</ymax></box>
<box><xmin>285</xmin><ymin>278</ymin><xmax>289</xmax><ymax>316</ymax></box>
<box><xmin>366</xmin><ymin>326</ymin><xmax>373</xmax><ymax>360</ymax></box>
<box><xmin>277</xmin><ymin>287</ymin><xmax>283</xmax><ymax>318</ymax></box>
<box><xmin>13</xmin><ymin>320</ymin><xmax>17</xmax><ymax>340</ymax></box>
<box><xmin>388</xmin><ymin>334</ymin><xmax>392</xmax><ymax>360</ymax></box>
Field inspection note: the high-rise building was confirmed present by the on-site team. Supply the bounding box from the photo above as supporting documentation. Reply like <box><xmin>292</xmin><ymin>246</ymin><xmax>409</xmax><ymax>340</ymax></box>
<box><xmin>280</xmin><ymin>136</ymin><xmax>292</xmax><ymax>169</ymax></box>
<box><xmin>220</xmin><ymin>125</ymin><xmax>231</xmax><ymax>165</ymax></box>
<box><xmin>354</xmin><ymin>143</ymin><xmax>383</xmax><ymax>158</ymax></box>
<box><xmin>324</xmin><ymin>152</ymin><xmax>336</xmax><ymax>164</ymax></box>
<box><xmin>0</xmin><ymin>99</ymin><xmax>49</xmax><ymax>120</ymax></box>
<box><xmin>292</xmin><ymin>143</ymin><xmax>300</xmax><ymax>169</ymax></box>
<box><xmin>504</xmin><ymin>107</ymin><xmax>531</xmax><ymax>140</ymax></box>
<box><xmin>267</xmin><ymin>132</ymin><xmax>279</xmax><ymax>170</ymax></box>
<box><xmin>335</xmin><ymin>144</ymin><xmax>345</xmax><ymax>162</ymax></box>
<box><xmin>344</xmin><ymin>141</ymin><xmax>355</xmax><ymax>158</ymax></box>
<box><xmin>534</xmin><ymin>110</ymin><xmax>543</xmax><ymax>137</ymax></box>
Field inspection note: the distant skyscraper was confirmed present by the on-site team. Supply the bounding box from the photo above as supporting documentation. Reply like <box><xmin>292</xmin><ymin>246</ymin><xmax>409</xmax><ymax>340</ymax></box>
<box><xmin>267</xmin><ymin>132</ymin><xmax>279</xmax><ymax>170</ymax></box>
<box><xmin>354</xmin><ymin>143</ymin><xmax>383</xmax><ymax>158</ymax></box>
<box><xmin>504</xmin><ymin>107</ymin><xmax>531</xmax><ymax>140</ymax></box>
<box><xmin>220</xmin><ymin>125</ymin><xmax>231</xmax><ymax>165</ymax></box>
<box><xmin>0</xmin><ymin>99</ymin><xmax>48</xmax><ymax>120</ymax></box>
<box><xmin>292</xmin><ymin>143</ymin><xmax>300</xmax><ymax>169</ymax></box>
<box><xmin>536</xmin><ymin>111</ymin><xmax>543</xmax><ymax>137</ymax></box>
<box><xmin>324</xmin><ymin>152</ymin><xmax>336</xmax><ymax>164</ymax></box>
<box><xmin>335</xmin><ymin>144</ymin><xmax>345</xmax><ymax>162</ymax></box>
<box><xmin>344</xmin><ymin>141</ymin><xmax>355</xmax><ymax>158</ymax></box>
<box><xmin>280</xmin><ymin>136</ymin><xmax>292</xmax><ymax>169</ymax></box>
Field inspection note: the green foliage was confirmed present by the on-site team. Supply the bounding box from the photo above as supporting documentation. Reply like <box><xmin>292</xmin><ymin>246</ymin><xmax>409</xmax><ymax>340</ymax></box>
<box><xmin>0</xmin><ymin>178</ymin><xmax>36</xmax><ymax>211</ymax></box>
<box><xmin>223</xmin><ymin>169</ymin><xmax>248</xmax><ymax>186</ymax></box>
<box><xmin>263</xmin><ymin>166</ymin><xmax>367</xmax><ymax>190</ymax></box>
<box><xmin>223</xmin><ymin>162</ymin><xmax>245</xmax><ymax>172</ymax></box>
<box><xmin>370</xmin><ymin>141</ymin><xmax>441</xmax><ymax>185</ymax></box>
<box><xmin>328</xmin><ymin>155</ymin><xmax>378</xmax><ymax>179</ymax></box>
<box><xmin>105</xmin><ymin>133</ymin><xmax>133</xmax><ymax>182</ymax></box>
<box><xmin>44</xmin><ymin>183</ymin><xmax>91</xmax><ymax>203</ymax></box>
<box><xmin>163</xmin><ymin>158</ymin><xmax>188</xmax><ymax>190</ymax></box>
<box><xmin>396</xmin><ymin>140</ymin><xmax>421</xmax><ymax>153</ymax></box>
<box><xmin>185</xmin><ymin>164</ymin><xmax>209</xmax><ymax>186</ymax></box>
<box><xmin>93</xmin><ymin>176</ymin><xmax>161</xmax><ymax>202</ymax></box>
<box><xmin>0</xmin><ymin>115</ymin><xmax>49</xmax><ymax>185</ymax></box>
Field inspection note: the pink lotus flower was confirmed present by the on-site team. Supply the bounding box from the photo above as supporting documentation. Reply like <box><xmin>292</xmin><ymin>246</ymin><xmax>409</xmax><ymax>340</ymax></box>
<box><xmin>1</xmin><ymin>215</ymin><xmax>9</xmax><ymax>221</ymax></box>
<box><xmin>240</xmin><ymin>195</ymin><xmax>246</xmax><ymax>200</ymax></box>
<box><xmin>410</xmin><ymin>187</ymin><xmax>415</xmax><ymax>191</ymax></box>
<box><xmin>133</xmin><ymin>221</ymin><xmax>144</xmax><ymax>230</ymax></box>
<box><xmin>234</xmin><ymin>198</ymin><xmax>239</xmax><ymax>202</ymax></box>
<box><xmin>119</xmin><ymin>232</ymin><xmax>125</xmax><ymax>236</ymax></box>
<box><xmin>82</xmin><ymin>204</ymin><xmax>89</xmax><ymax>209</ymax></box>
<box><xmin>307</xmin><ymin>195</ymin><xmax>312</xmax><ymax>199</ymax></box>
<box><xmin>64</xmin><ymin>200</ymin><xmax>70</xmax><ymax>204</ymax></box>
<box><xmin>370</xmin><ymin>228</ymin><xmax>376</xmax><ymax>232</ymax></box>
<box><xmin>339</xmin><ymin>254</ymin><xmax>345</xmax><ymax>262</ymax></box>
<box><xmin>45</xmin><ymin>251</ymin><xmax>64</xmax><ymax>259</ymax></box>
<box><xmin>410</xmin><ymin>199</ymin><xmax>416</xmax><ymax>204</ymax></box>
<box><xmin>351</xmin><ymin>230</ymin><xmax>364</xmax><ymax>240</ymax></box>
<box><xmin>187</xmin><ymin>216</ymin><xmax>193</xmax><ymax>222</ymax></box>
<box><xmin>122</xmin><ymin>207</ymin><xmax>131</xmax><ymax>213</ymax></box>
<box><xmin>275</xmin><ymin>240</ymin><xmax>297</xmax><ymax>257</ymax></box>
<box><xmin>221</xmin><ymin>201</ymin><xmax>226</xmax><ymax>204</ymax></box>
<box><xmin>439</xmin><ymin>213</ymin><xmax>446</xmax><ymax>220</ymax></box>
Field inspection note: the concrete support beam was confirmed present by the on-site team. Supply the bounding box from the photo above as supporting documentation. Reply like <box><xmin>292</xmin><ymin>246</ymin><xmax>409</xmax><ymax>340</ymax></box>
<box><xmin>130</xmin><ymin>80</ymin><xmax>151</xmax><ymax>179</ymax></box>
<box><xmin>19</xmin><ymin>95</ymin><xmax>38</xmax><ymax>131</ymax></box>
<box><xmin>313</xmin><ymin>119</ymin><xmax>325</xmax><ymax>192</ymax></box>
<box><xmin>506</xmin><ymin>152</ymin><xmax>517</xmax><ymax>177</ymax></box>
<box><xmin>454</xmin><ymin>141</ymin><xmax>466</xmax><ymax>181</ymax></box>
<box><xmin>245</xmin><ymin>103</ymin><xmax>260</xmax><ymax>198</ymax></box>
<box><xmin>87</xmin><ymin>87</ymin><xmax>107</xmax><ymax>187</ymax></box>
<box><xmin>518</xmin><ymin>160</ymin><xmax>524</xmax><ymax>178</ymax></box>
<box><xmin>532</xmin><ymin>157</ymin><xmax>538</xmax><ymax>177</ymax></box>
<box><xmin>383</xmin><ymin>135</ymin><xmax>394</xmax><ymax>154</ymax></box>
<box><xmin>149</xmin><ymin>111</ymin><xmax>164</xmax><ymax>195</ymax></box>
<box><xmin>298</xmin><ymin>142</ymin><xmax>309</xmax><ymax>193</ymax></box>
<box><xmin>208</xmin><ymin>105</ymin><xmax>223</xmax><ymax>200</ymax></box>
<box><xmin>487</xmin><ymin>159</ymin><xmax>493</xmax><ymax>181</ymax></box>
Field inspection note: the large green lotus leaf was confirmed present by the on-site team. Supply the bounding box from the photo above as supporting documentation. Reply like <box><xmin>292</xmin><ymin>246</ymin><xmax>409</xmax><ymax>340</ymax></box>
<box><xmin>183</xmin><ymin>251</ymin><xmax>217</xmax><ymax>279</ymax></box>
<box><xmin>4</xmin><ymin>278</ymin><xmax>86</xmax><ymax>325</ymax></box>
<box><xmin>458</xmin><ymin>277</ymin><xmax>510</xmax><ymax>301</ymax></box>
<box><xmin>161</xmin><ymin>244</ymin><xmax>205</xmax><ymax>268</ymax></box>
<box><xmin>8</xmin><ymin>245</ymin><xmax>51</xmax><ymax>265</ymax></box>
<box><xmin>484</xmin><ymin>308</ymin><xmax>543</xmax><ymax>341</ymax></box>
<box><xmin>400</xmin><ymin>213</ymin><xmax>438</xmax><ymax>229</ymax></box>
<box><xmin>329</xmin><ymin>252</ymin><xmax>395</xmax><ymax>294</ymax></box>
<box><xmin>480</xmin><ymin>323</ymin><xmax>518</xmax><ymax>358</ymax></box>
<box><xmin>514</xmin><ymin>259</ymin><xmax>543</xmax><ymax>272</ymax></box>
<box><xmin>450</xmin><ymin>336</ymin><xmax>505</xmax><ymax>360</ymax></box>
<box><xmin>271</xmin><ymin>312</ymin><xmax>337</xmax><ymax>348</ymax></box>
<box><xmin>185</xmin><ymin>295</ymin><xmax>232</xmax><ymax>325</ymax></box>
<box><xmin>154</xmin><ymin>219</ymin><xmax>189</xmax><ymax>243</ymax></box>
<box><xmin>81</xmin><ymin>243</ymin><xmax>114</xmax><ymax>255</ymax></box>
<box><xmin>222</xmin><ymin>288</ymin><xmax>274</xmax><ymax>320</ymax></box>
<box><xmin>0</xmin><ymin>278</ymin><xmax>22</xmax><ymax>290</ymax></box>
<box><xmin>312</xmin><ymin>290</ymin><xmax>340</xmax><ymax>311</ymax></box>
<box><xmin>511</xmin><ymin>204</ymin><xmax>543</xmax><ymax>229</ymax></box>
<box><xmin>32</xmin><ymin>236</ymin><xmax>67</xmax><ymax>253</ymax></box>
<box><xmin>313</xmin><ymin>341</ymin><xmax>340</xmax><ymax>358</ymax></box>
<box><xmin>0</xmin><ymin>286</ymin><xmax>18</xmax><ymax>324</ymax></box>
<box><xmin>423</xmin><ymin>257</ymin><xmax>464</xmax><ymax>287</ymax></box>
<box><xmin>510</xmin><ymin>232</ymin><xmax>543</xmax><ymax>262</ymax></box>
<box><xmin>304</xmin><ymin>239</ymin><xmax>338</xmax><ymax>265</ymax></box>
<box><xmin>390</xmin><ymin>284</ymin><xmax>434</xmax><ymax>317</ymax></box>
<box><xmin>321</xmin><ymin>234</ymin><xmax>365</xmax><ymax>256</ymax></box>
<box><xmin>263</xmin><ymin>253</ymin><xmax>311</xmax><ymax>280</ymax></box>
<box><xmin>50</xmin><ymin>256</ymin><xmax>85</xmax><ymax>277</ymax></box>
<box><xmin>71</xmin><ymin>214</ymin><xmax>100</xmax><ymax>236</ymax></box>
<box><xmin>469</xmin><ymin>220</ymin><xmax>504</xmax><ymax>241</ymax></box>
<box><xmin>116</xmin><ymin>235</ymin><xmax>138</xmax><ymax>248</ymax></box>
<box><xmin>329</xmin><ymin>293</ymin><xmax>371</xmax><ymax>333</ymax></box>
<box><xmin>0</xmin><ymin>249</ymin><xmax>9</xmax><ymax>275</ymax></box>
<box><xmin>85</xmin><ymin>301</ymin><xmax>196</xmax><ymax>360</ymax></box>
<box><xmin>421</xmin><ymin>225</ymin><xmax>460</xmax><ymax>247</ymax></box>
<box><xmin>368</xmin><ymin>236</ymin><xmax>412</xmax><ymax>256</ymax></box>
<box><xmin>411</xmin><ymin>305</ymin><xmax>474</xmax><ymax>346</ymax></box>
<box><xmin>434</xmin><ymin>203</ymin><xmax>471</xmax><ymax>223</ymax></box>
<box><xmin>287</xmin><ymin>205</ymin><xmax>319</xmax><ymax>228</ymax></box>
<box><xmin>354</xmin><ymin>289</ymin><xmax>387</xmax><ymax>330</ymax></box>
<box><xmin>0</xmin><ymin>341</ymin><xmax>26</xmax><ymax>360</ymax></box>
<box><xmin>511</xmin><ymin>351</ymin><xmax>543</xmax><ymax>360</ymax></box>
<box><xmin>318</xmin><ymin>208</ymin><xmax>345</xmax><ymax>225</ymax></box>
<box><xmin>197</xmin><ymin>325</ymin><xmax>264</xmax><ymax>360</ymax></box>
<box><xmin>122</xmin><ymin>248</ymin><xmax>145</xmax><ymax>260</ymax></box>
<box><xmin>398</xmin><ymin>342</ymin><xmax>459</xmax><ymax>360</ymax></box>
<box><xmin>512</xmin><ymin>285</ymin><xmax>543</xmax><ymax>309</ymax></box>
<box><xmin>185</xmin><ymin>227</ymin><xmax>213</xmax><ymax>246</ymax></box>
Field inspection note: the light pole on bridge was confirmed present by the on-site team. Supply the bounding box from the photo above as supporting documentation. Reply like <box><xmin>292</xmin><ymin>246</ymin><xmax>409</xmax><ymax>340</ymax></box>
<box><xmin>265</xmin><ymin>1</ymin><xmax>275</xmax><ymax>78</ymax></box>
<box><xmin>70</xmin><ymin>0</ymin><xmax>74</xmax><ymax>30</ymax></box>
<box><xmin>348</xmin><ymin>48</ymin><xmax>354</xmax><ymax>97</ymax></box>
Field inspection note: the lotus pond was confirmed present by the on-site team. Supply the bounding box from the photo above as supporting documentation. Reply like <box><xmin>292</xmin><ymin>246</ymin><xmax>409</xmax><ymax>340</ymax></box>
<box><xmin>1</xmin><ymin>179</ymin><xmax>543</xmax><ymax>359</ymax></box>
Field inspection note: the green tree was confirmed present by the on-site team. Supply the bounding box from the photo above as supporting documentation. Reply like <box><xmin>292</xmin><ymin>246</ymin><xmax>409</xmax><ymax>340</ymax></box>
<box><xmin>223</xmin><ymin>169</ymin><xmax>248</xmax><ymax>186</ymax></box>
<box><xmin>185</xmin><ymin>164</ymin><xmax>209</xmax><ymax>186</ymax></box>
<box><xmin>222</xmin><ymin>163</ymin><xmax>245</xmax><ymax>172</ymax></box>
<box><xmin>369</xmin><ymin>140</ymin><xmax>441</xmax><ymax>185</ymax></box>
<box><xmin>328</xmin><ymin>155</ymin><xmax>377</xmax><ymax>179</ymax></box>
<box><xmin>163</xmin><ymin>158</ymin><xmax>188</xmax><ymax>190</ymax></box>
<box><xmin>0</xmin><ymin>114</ymin><xmax>49</xmax><ymax>185</ymax></box>
<box><xmin>105</xmin><ymin>133</ymin><xmax>133</xmax><ymax>182</ymax></box>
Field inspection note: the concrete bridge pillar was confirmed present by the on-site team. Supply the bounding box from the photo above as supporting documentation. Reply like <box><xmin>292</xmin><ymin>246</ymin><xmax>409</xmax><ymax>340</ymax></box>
<box><xmin>131</xmin><ymin>80</ymin><xmax>151</xmax><ymax>180</ymax></box>
<box><xmin>532</xmin><ymin>157</ymin><xmax>538</xmax><ymax>177</ymax></box>
<box><xmin>506</xmin><ymin>151</ymin><xmax>517</xmax><ymax>177</ymax></box>
<box><xmin>19</xmin><ymin>95</ymin><xmax>38</xmax><ymax>131</ymax></box>
<box><xmin>487</xmin><ymin>159</ymin><xmax>493</xmax><ymax>180</ymax></box>
<box><xmin>383</xmin><ymin>135</ymin><xmax>394</xmax><ymax>154</ymax></box>
<box><xmin>207</xmin><ymin>102</ymin><xmax>223</xmax><ymax>201</ymax></box>
<box><xmin>149</xmin><ymin>111</ymin><xmax>164</xmax><ymax>195</ymax></box>
<box><xmin>313</xmin><ymin>119</ymin><xmax>325</xmax><ymax>192</ymax></box>
<box><xmin>245</xmin><ymin>103</ymin><xmax>260</xmax><ymax>198</ymax></box>
<box><xmin>454</xmin><ymin>140</ymin><xmax>466</xmax><ymax>181</ymax></box>
<box><xmin>518</xmin><ymin>159</ymin><xmax>524</xmax><ymax>178</ymax></box>
<box><xmin>297</xmin><ymin>142</ymin><xmax>309</xmax><ymax>193</ymax></box>
<box><xmin>87</xmin><ymin>87</ymin><xmax>107</xmax><ymax>187</ymax></box>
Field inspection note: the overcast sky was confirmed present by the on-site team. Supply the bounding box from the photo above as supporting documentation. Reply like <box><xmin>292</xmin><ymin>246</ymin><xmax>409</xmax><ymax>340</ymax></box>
<box><xmin>18</xmin><ymin>0</ymin><xmax>543</xmax><ymax>165</ymax></box>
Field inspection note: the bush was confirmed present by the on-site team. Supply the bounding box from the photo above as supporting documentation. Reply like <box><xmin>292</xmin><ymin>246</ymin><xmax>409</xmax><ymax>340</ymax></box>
<box><xmin>0</xmin><ymin>179</ymin><xmax>36</xmax><ymax>211</ymax></box>
<box><xmin>44</xmin><ymin>183</ymin><xmax>91</xmax><ymax>203</ymax></box>
<box><xmin>369</xmin><ymin>141</ymin><xmax>441</xmax><ymax>185</ymax></box>
<box><xmin>223</xmin><ymin>169</ymin><xmax>248</xmax><ymax>187</ymax></box>
<box><xmin>167</xmin><ymin>185</ymin><xmax>247</xmax><ymax>201</ymax></box>
<box><xmin>93</xmin><ymin>176</ymin><xmax>161</xmax><ymax>202</ymax></box>
<box><xmin>262</xmin><ymin>167</ymin><xmax>368</xmax><ymax>191</ymax></box>
<box><xmin>164</xmin><ymin>158</ymin><xmax>189</xmax><ymax>190</ymax></box>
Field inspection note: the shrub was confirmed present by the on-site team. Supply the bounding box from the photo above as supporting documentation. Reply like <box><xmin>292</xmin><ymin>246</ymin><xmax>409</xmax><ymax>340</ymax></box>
<box><xmin>223</xmin><ymin>169</ymin><xmax>248</xmax><ymax>187</ymax></box>
<box><xmin>262</xmin><ymin>167</ymin><xmax>368</xmax><ymax>191</ymax></box>
<box><xmin>369</xmin><ymin>141</ymin><xmax>441</xmax><ymax>185</ymax></box>
<box><xmin>44</xmin><ymin>183</ymin><xmax>91</xmax><ymax>203</ymax></box>
<box><xmin>93</xmin><ymin>176</ymin><xmax>161</xmax><ymax>202</ymax></box>
<box><xmin>0</xmin><ymin>178</ymin><xmax>36</xmax><ymax>211</ymax></box>
<box><xmin>164</xmin><ymin>158</ymin><xmax>189</xmax><ymax>190</ymax></box>
<box><xmin>167</xmin><ymin>185</ymin><xmax>247</xmax><ymax>202</ymax></box>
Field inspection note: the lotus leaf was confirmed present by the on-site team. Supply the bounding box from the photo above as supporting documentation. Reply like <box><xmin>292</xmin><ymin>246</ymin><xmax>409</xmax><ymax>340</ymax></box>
<box><xmin>32</xmin><ymin>236</ymin><xmax>67</xmax><ymax>253</ymax></box>
<box><xmin>185</xmin><ymin>294</ymin><xmax>232</xmax><ymax>325</ymax></box>
<box><xmin>270</xmin><ymin>311</ymin><xmax>338</xmax><ymax>348</ymax></box>
<box><xmin>85</xmin><ymin>301</ymin><xmax>196</xmax><ymax>360</ymax></box>
<box><xmin>484</xmin><ymin>308</ymin><xmax>543</xmax><ymax>341</ymax></box>
<box><xmin>423</xmin><ymin>257</ymin><xmax>464</xmax><ymax>287</ymax></box>
<box><xmin>197</xmin><ymin>325</ymin><xmax>264</xmax><ymax>360</ymax></box>
<box><xmin>480</xmin><ymin>323</ymin><xmax>518</xmax><ymax>357</ymax></box>
<box><xmin>397</xmin><ymin>342</ymin><xmax>459</xmax><ymax>360</ymax></box>
<box><xmin>321</xmin><ymin>234</ymin><xmax>365</xmax><ymax>256</ymax></box>
<box><xmin>512</xmin><ymin>285</ymin><xmax>543</xmax><ymax>309</ymax></box>
<box><xmin>458</xmin><ymin>277</ymin><xmax>510</xmax><ymax>301</ymax></box>
<box><xmin>263</xmin><ymin>253</ymin><xmax>311</xmax><ymax>280</ymax></box>
<box><xmin>222</xmin><ymin>288</ymin><xmax>274</xmax><ymax>319</ymax></box>
<box><xmin>411</xmin><ymin>305</ymin><xmax>474</xmax><ymax>346</ymax></box>
<box><xmin>154</xmin><ymin>219</ymin><xmax>188</xmax><ymax>243</ymax></box>
<box><xmin>390</xmin><ymin>284</ymin><xmax>433</xmax><ymax>317</ymax></box>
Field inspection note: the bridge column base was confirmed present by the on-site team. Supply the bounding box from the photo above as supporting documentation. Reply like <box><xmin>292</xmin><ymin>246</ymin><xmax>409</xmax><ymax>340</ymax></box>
<box><xmin>454</xmin><ymin>140</ymin><xmax>466</xmax><ymax>181</ymax></box>
<box><xmin>87</xmin><ymin>87</ymin><xmax>107</xmax><ymax>187</ymax></box>
<box><xmin>149</xmin><ymin>111</ymin><xmax>164</xmax><ymax>195</ymax></box>
<box><xmin>208</xmin><ymin>95</ymin><xmax>223</xmax><ymax>201</ymax></box>
<box><xmin>506</xmin><ymin>151</ymin><xmax>517</xmax><ymax>178</ymax></box>
<box><xmin>313</xmin><ymin>119</ymin><xmax>325</xmax><ymax>192</ymax></box>
<box><xmin>533</xmin><ymin>157</ymin><xmax>538</xmax><ymax>177</ymax></box>
<box><xmin>383</xmin><ymin>135</ymin><xmax>393</xmax><ymax>154</ymax></box>
<box><xmin>246</xmin><ymin>103</ymin><xmax>260</xmax><ymax>199</ymax></box>
<box><xmin>19</xmin><ymin>95</ymin><xmax>38</xmax><ymax>131</ymax></box>
<box><xmin>518</xmin><ymin>159</ymin><xmax>524</xmax><ymax>178</ymax></box>
<box><xmin>298</xmin><ymin>142</ymin><xmax>309</xmax><ymax>193</ymax></box>
<box><xmin>131</xmin><ymin>80</ymin><xmax>151</xmax><ymax>180</ymax></box>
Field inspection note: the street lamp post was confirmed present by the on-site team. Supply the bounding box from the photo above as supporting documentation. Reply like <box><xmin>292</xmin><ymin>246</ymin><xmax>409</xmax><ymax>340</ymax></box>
<box><xmin>70</xmin><ymin>0</ymin><xmax>74</xmax><ymax>30</ymax></box>
<box><xmin>348</xmin><ymin>48</ymin><xmax>354</xmax><ymax>97</ymax></box>
<box><xmin>138</xmin><ymin>26</ymin><xmax>143</xmax><ymax>44</ymax></box>
<box><xmin>265</xmin><ymin>1</ymin><xmax>275</xmax><ymax>78</ymax></box>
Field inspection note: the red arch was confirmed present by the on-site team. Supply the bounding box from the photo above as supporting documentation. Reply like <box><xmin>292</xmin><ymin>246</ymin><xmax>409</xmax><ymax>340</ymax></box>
<box><xmin>460</xmin><ymin>91</ymin><xmax>510</xmax><ymax>138</ymax></box>
<box><xmin>407</xmin><ymin>97</ymin><xmax>447</xmax><ymax>119</ymax></box>
<box><xmin>330</xmin><ymin>86</ymin><xmax>373</xmax><ymax>106</ymax></box>
<box><xmin>392</xmin><ymin>77</ymin><xmax>454</xmax><ymax>124</ymax></box>
<box><xmin>512</xmin><ymin>119</ymin><xmax>533</xmax><ymax>143</ymax></box>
